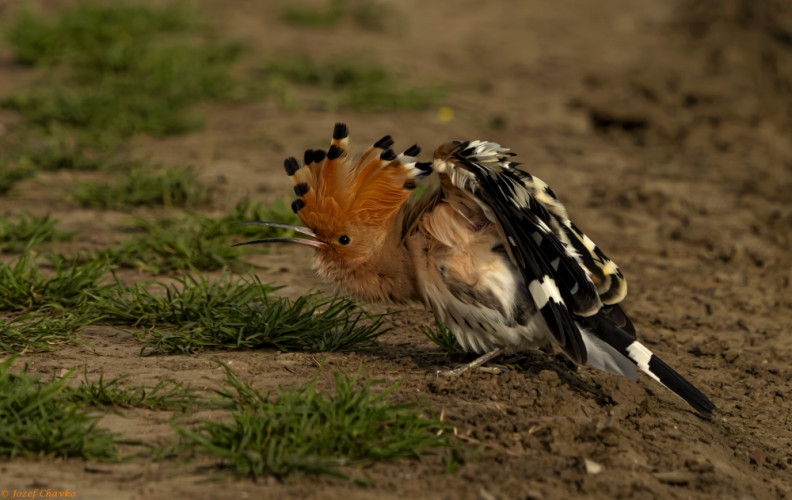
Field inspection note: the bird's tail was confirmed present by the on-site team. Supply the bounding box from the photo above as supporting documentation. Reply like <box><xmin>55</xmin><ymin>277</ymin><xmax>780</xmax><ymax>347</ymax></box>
<box><xmin>579</xmin><ymin>310</ymin><xmax>717</xmax><ymax>417</ymax></box>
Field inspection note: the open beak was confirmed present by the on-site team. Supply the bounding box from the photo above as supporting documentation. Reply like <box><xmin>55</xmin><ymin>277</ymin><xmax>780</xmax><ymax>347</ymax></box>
<box><xmin>232</xmin><ymin>221</ymin><xmax>328</xmax><ymax>249</ymax></box>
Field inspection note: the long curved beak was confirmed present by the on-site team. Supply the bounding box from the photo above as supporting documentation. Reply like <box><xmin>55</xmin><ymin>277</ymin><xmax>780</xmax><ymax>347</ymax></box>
<box><xmin>232</xmin><ymin>221</ymin><xmax>327</xmax><ymax>249</ymax></box>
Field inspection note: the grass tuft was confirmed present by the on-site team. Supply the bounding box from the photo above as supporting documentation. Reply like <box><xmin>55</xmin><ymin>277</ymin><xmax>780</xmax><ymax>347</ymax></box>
<box><xmin>0</xmin><ymin>254</ymin><xmax>109</xmax><ymax>312</ymax></box>
<box><xmin>0</xmin><ymin>160</ymin><xmax>35</xmax><ymax>195</ymax></box>
<box><xmin>226</xmin><ymin>197</ymin><xmax>302</xmax><ymax>238</ymax></box>
<box><xmin>0</xmin><ymin>213</ymin><xmax>79</xmax><ymax>253</ymax></box>
<box><xmin>62</xmin><ymin>198</ymin><xmax>300</xmax><ymax>273</ymax></box>
<box><xmin>0</xmin><ymin>357</ymin><xmax>118</xmax><ymax>460</ymax></box>
<box><xmin>281</xmin><ymin>0</ymin><xmax>387</xmax><ymax>30</ymax></box>
<box><xmin>350</xmin><ymin>2</ymin><xmax>388</xmax><ymax>30</ymax></box>
<box><xmin>176</xmin><ymin>362</ymin><xmax>459</xmax><ymax>480</ymax></box>
<box><xmin>11</xmin><ymin>125</ymin><xmax>133</xmax><ymax>172</ymax></box>
<box><xmin>94</xmin><ymin>272</ymin><xmax>385</xmax><ymax>355</ymax></box>
<box><xmin>104</xmin><ymin>215</ymin><xmax>241</xmax><ymax>273</ymax></box>
<box><xmin>262</xmin><ymin>57</ymin><xmax>445</xmax><ymax>112</ymax></box>
<box><xmin>65</xmin><ymin>369</ymin><xmax>202</xmax><ymax>412</ymax></box>
<box><xmin>281</xmin><ymin>0</ymin><xmax>347</xmax><ymax>28</ymax></box>
<box><xmin>0</xmin><ymin>313</ymin><xmax>94</xmax><ymax>353</ymax></box>
<box><xmin>72</xmin><ymin>166</ymin><xmax>211</xmax><ymax>209</ymax></box>
<box><xmin>421</xmin><ymin>317</ymin><xmax>461</xmax><ymax>353</ymax></box>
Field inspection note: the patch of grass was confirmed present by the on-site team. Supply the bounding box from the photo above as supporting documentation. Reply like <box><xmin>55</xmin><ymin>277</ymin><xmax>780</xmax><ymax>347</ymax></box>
<box><xmin>58</xmin><ymin>198</ymin><xmax>296</xmax><ymax>273</ymax></box>
<box><xmin>0</xmin><ymin>253</ymin><xmax>109</xmax><ymax>312</ymax></box>
<box><xmin>94</xmin><ymin>272</ymin><xmax>386</xmax><ymax>355</ymax></box>
<box><xmin>0</xmin><ymin>160</ymin><xmax>35</xmax><ymax>195</ymax></box>
<box><xmin>281</xmin><ymin>0</ymin><xmax>346</xmax><ymax>28</ymax></box>
<box><xmin>73</xmin><ymin>166</ymin><xmax>211</xmax><ymax>209</ymax></box>
<box><xmin>350</xmin><ymin>2</ymin><xmax>388</xmax><ymax>30</ymax></box>
<box><xmin>422</xmin><ymin>317</ymin><xmax>461</xmax><ymax>353</ymax></box>
<box><xmin>4</xmin><ymin>2</ymin><xmax>198</xmax><ymax>69</ymax></box>
<box><xmin>262</xmin><ymin>57</ymin><xmax>445</xmax><ymax>112</ymax></box>
<box><xmin>0</xmin><ymin>313</ymin><xmax>94</xmax><ymax>353</ymax></box>
<box><xmin>66</xmin><ymin>369</ymin><xmax>201</xmax><ymax>412</ymax></box>
<box><xmin>0</xmin><ymin>213</ymin><xmax>79</xmax><ymax>253</ymax></box>
<box><xmin>176</xmin><ymin>362</ymin><xmax>459</xmax><ymax>480</ymax></box>
<box><xmin>0</xmin><ymin>253</ymin><xmax>383</xmax><ymax>356</ymax></box>
<box><xmin>69</xmin><ymin>198</ymin><xmax>300</xmax><ymax>273</ymax></box>
<box><xmin>12</xmin><ymin>125</ymin><xmax>132</xmax><ymax>172</ymax></box>
<box><xmin>2</xmin><ymin>2</ymin><xmax>245</xmax><ymax>140</ymax></box>
<box><xmin>0</xmin><ymin>357</ymin><xmax>118</xmax><ymax>460</ymax></box>
<box><xmin>103</xmin><ymin>215</ymin><xmax>241</xmax><ymax>273</ymax></box>
<box><xmin>2</xmin><ymin>42</ymin><xmax>244</xmax><ymax>137</ymax></box>
<box><xmin>280</xmin><ymin>0</ymin><xmax>386</xmax><ymax>31</ymax></box>
<box><xmin>226</xmin><ymin>197</ymin><xmax>302</xmax><ymax>237</ymax></box>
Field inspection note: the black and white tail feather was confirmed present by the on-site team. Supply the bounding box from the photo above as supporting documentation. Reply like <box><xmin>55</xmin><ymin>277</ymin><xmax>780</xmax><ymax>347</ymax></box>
<box><xmin>433</xmin><ymin>140</ymin><xmax>717</xmax><ymax>417</ymax></box>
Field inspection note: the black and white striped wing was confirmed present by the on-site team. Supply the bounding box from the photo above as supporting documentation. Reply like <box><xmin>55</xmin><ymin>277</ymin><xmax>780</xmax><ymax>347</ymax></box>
<box><xmin>434</xmin><ymin>140</ymin><xmax>604</xmax><ymax>364</ymax></box>
<box><xmin>506</xmin><ymin>160</ymin><xmax>628</xmax><ymax>308</ymax></box>
<box><xmin>434</xmin><ymin>140</ymin><xmax>717</xmax><ymax>417</ymax></box>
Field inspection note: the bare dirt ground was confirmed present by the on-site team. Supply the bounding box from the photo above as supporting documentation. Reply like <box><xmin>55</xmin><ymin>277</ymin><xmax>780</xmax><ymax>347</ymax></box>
<box><xmin>1</xmin><ymin>0</ymin><xmax>791</xmax><ymax>498</ymax></box>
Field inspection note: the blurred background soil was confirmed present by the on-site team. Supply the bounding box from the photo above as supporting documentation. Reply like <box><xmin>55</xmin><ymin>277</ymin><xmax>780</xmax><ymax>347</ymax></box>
<box><xmin>0</xmin><ymin>0</ymin><xmax>791</xmax><ymax>498</ymax></box>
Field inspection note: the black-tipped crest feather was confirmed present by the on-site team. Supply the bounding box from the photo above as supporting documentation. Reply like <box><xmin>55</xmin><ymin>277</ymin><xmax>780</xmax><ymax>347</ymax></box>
<box><xmin>327</xmin><ymin>145</ymin><xmax>343</xmax><ymax>160</ymax></box>
<box><xmin>284</xmin><ymin>157</ymin><xmax>301</xmax><ymax>175</ymax></box>
<box><xmin>374</xmin><ymin>135</ymin><xmax>394</xmax><ymax>149</ymax></box>
<box><xmin>403</xmin><ymin>145</ymin><xmax>421</xmax><ymax>157</ymax></box>
<box><xmin>333</xmin><ymin>122</ymin><xmax>348</xmax><ymax>139</ymax></box>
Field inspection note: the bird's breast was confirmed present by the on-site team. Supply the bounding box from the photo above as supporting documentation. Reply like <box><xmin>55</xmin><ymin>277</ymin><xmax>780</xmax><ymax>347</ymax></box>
<box><xmin>409</xmin><ymin>222</ymin><xmax>552</xmax><ymax>353</ymax></box>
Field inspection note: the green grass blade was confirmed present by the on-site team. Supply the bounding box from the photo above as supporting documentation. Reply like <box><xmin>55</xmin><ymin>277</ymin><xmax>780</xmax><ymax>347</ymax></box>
<box><xmin>174</xmin><ymin>361</ymin><xmax>460</xmax><ymax>480</ymax></box>
<box><xmin>0</xmin><ymin>357</ymin><xmax>118</xmax><ymax>460</ymax></box>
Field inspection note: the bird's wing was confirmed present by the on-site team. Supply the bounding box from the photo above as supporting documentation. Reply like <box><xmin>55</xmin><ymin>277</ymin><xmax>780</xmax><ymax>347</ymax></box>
<box><xmin>432</xmin><ymin>140</ymin><xmax>628</xmax><ymax>363</ymax></box>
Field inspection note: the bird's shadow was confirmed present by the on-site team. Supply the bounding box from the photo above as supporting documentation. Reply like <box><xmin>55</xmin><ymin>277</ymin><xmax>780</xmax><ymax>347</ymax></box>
<box><xmin>379</xmin><ymin>346</ymin><xmax>617</xmax><ymax>408</ymax></box>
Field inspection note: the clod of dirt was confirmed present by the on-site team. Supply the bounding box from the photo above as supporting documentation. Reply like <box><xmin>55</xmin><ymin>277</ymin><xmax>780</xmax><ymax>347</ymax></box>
<box><xmin>749</xmin><ymin>448</ymin><xmax>767</xmax><ymax>466</ymax></box>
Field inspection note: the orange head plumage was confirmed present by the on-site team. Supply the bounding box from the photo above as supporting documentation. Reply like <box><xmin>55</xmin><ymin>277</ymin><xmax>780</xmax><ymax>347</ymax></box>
<box><xmin>235</xmin><ymin>123</ymin><xmax>429</xmax><ymax>269</ymax></box>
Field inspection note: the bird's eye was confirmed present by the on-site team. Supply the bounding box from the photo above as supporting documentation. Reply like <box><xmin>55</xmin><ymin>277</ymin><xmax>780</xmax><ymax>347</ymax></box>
<box><xmin>338</xmin><ymin>235</ymin><xmax>351</xmax><ymax>245</ymax></box>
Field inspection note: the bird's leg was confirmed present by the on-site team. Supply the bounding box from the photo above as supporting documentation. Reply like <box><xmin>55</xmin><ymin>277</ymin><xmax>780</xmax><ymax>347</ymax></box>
<box><xmin>437</xmin><ymin>346</ymin><xmax>508</xmax><ymax>376</ymax></box>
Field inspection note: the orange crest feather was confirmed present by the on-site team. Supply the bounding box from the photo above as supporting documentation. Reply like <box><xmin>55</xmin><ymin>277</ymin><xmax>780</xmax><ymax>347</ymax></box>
<box><xmin>285</xmin><ymin>124</ymin><xmax>424</xmax><ymax>235</ymax></box>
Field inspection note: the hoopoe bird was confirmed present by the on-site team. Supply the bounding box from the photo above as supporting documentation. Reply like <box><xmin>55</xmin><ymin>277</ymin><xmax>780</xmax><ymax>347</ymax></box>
<box><xmin>235</xmin><ymin>123</ymin><xmax>717</xmax><ymax>417</ymax></box>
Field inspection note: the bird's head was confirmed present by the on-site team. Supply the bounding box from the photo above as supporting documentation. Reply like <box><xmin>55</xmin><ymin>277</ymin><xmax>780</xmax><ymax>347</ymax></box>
<box><xmin>234</xmin><ymin>123</ymin><xmax>429</xmax><ymax>273</ymax></box>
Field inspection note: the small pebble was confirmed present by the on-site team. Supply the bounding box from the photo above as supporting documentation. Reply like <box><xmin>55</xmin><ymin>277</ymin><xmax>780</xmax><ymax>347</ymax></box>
<box><xmin>749</xmin><ymin>448</ymin><xmax>765</xmax><ymax>466</ymax></box>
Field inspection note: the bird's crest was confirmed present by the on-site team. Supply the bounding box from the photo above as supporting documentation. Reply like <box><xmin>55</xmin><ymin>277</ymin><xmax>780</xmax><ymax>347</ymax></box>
<box><xmin>284</xmin><ymin>123</ymin><xmax>430</xmax><ymax>235</ymax></box>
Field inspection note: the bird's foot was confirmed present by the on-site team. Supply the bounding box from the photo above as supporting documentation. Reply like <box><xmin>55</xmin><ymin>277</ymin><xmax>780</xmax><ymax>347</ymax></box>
<box><xmin>434</xmin><ymin>347</ymin><xmax>507</xmax><ymax>376</ymax></box>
